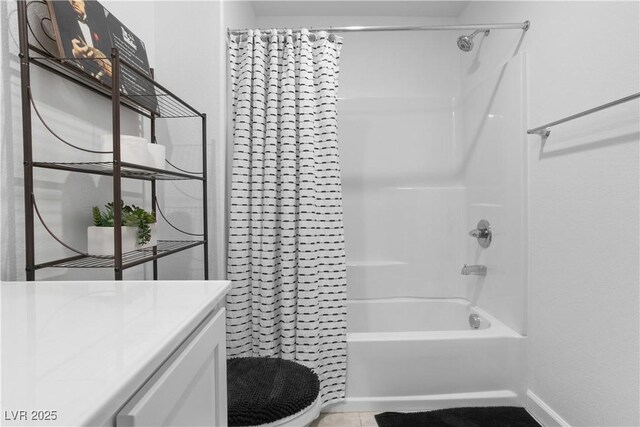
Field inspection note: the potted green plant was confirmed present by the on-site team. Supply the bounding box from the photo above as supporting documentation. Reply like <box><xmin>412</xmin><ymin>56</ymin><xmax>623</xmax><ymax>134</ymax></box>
<box><xmin>87</xmin><ymin>201</ymin><xmax>157</xmax><ymax>256</ymax></box>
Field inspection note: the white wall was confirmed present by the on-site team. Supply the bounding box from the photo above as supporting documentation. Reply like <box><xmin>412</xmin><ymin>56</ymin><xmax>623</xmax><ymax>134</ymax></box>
<box><xmin>1</xmin><ymin>0</ymin><xmax>20</xmax><ymax>280</ymax></box>
<box><xmin>255</xmin><ymin>15</ymin><xmax>469</xmax><ymax>300</ymax></box>
<box><xmin>152</xmin><ymin>1</ymin><xmax>221</xmax><ymax>280</ymax></box>
<box><xmin>460</xmin><ymin>2</ymin><xmax>639</xmax><ymax>426</ymax></box>
<box><xmin>223</xmin><ymin>0</ymin><xmax>257</xmax><ymax>278</ymax></box>
<box><xmin>152</xmin><ymin>0</ymin><xmax>256</xmax><ymax>280</ymax></box>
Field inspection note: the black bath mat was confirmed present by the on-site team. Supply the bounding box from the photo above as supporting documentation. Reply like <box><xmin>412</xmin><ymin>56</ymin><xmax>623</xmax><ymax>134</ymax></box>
<box><xmin>375</xmin><ymin>406</ymin><xmax>541</xmax><ymax>427</ymax></box>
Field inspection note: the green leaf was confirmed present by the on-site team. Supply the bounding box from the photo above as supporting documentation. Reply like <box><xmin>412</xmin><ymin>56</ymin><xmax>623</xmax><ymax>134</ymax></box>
<box><xmin>91</xmin><ymin>201</ymin><xmax>155</xmax><ymax>245</ymax></box>
<box><xmin>92</xmin><ymin>206</ymin><xmax>102</xmax><ymax>226</ymax></box>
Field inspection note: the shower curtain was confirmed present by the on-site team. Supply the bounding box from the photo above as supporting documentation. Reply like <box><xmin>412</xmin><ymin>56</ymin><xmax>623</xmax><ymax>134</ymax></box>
<box><xmin>227</xmin><ymin>29</ymin><xmax>347</xmax><ymax>405</ymax></box>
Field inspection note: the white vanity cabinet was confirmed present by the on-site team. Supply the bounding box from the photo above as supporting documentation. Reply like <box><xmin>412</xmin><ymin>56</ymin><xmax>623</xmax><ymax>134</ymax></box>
<box><xmin>117</xmin><ymin>308</ymin><xmax>227</xmax><ymax>427</ymax></box>
<box><xmin>1</xmin><ymin>280</ymin><xmax>230</xmax><ymax>427</ymax></box>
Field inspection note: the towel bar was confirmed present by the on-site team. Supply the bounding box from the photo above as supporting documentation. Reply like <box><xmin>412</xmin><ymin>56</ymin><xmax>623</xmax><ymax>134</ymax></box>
<box><xmin>528</xmin><ymin>92</ymin><xmax>639</xmax><ymax>138</ymax></box>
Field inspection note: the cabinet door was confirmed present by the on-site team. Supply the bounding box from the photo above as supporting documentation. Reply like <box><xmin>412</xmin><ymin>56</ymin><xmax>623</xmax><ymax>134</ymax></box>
<box><xmin>117</xmin><ymin>308</ymin><xmax>227</xmax><ymax>427</ymax></box>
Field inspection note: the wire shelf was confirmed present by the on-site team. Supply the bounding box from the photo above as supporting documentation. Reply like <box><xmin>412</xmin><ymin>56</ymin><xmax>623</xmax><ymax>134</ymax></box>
<box><xmin>28</xmin><ymin>45</ymin><xmax>202</xmax><ymax>119</ymax></box>
<box><xmin>35</xmin><ymin>240</ymin><xmax>204</xmax><ymax>270</ymax></box>
<box><xmin>19</xmin><ymin>1</ymin><xmax>209</xmax><ymax>280</ymax></box>
<box><xmin>33</xmin><ymin>161</ymin><xmax>204</xmax><ymax>181</ymax></box>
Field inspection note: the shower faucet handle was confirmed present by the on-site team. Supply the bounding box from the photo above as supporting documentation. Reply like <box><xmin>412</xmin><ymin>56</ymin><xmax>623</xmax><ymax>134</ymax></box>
<box><xmin>468</xmin><ymin>219</ymin><xmax>492</xmax><ymax>248</ymax></box>
<box><xmin>468</xmin><ymin>228</ymin><xmax>488</xmax><ymax>239</ymax></box>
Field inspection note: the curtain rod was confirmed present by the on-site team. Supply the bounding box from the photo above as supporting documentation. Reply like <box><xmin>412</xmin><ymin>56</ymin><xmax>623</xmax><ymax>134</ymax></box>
<box><xmin>228</xmin><ymin>21</ymin><xmax>530</xmax><ymax>36</ymax></box>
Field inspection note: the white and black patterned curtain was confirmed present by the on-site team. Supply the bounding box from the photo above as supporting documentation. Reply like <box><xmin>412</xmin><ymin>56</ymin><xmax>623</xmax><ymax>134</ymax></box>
<box><xmin>227</xmin><ymin>29</ymin><xmax>347</xmax><ymax>405</ymax></box>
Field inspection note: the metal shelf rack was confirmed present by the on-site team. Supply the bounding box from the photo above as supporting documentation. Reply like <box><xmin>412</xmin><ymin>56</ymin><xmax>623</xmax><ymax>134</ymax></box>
<box><xmin>35</xmin><ymin>241</ymin><xmax>204</xmax><ymax>270</ymax></box>
<box><xmin>17</xmin><ymin>0</ymin><xmax>208</xmax><ymax>280</ymax></box>
<box><xmin>32</xmin><ymin>162</ymin><xmax>205</xmax><ymax>181</ymax></box>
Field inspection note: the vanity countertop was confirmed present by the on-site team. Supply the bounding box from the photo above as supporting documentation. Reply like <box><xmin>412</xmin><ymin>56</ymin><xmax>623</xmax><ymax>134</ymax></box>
<box><xmin>0</xmin><ymin>280</ymin><xmax>230</xmax><ymax>426</ymax></box>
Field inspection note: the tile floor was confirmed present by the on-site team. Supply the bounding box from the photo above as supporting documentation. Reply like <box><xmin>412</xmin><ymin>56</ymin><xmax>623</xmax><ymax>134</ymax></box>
<box><xmin>310</xmin><ymin>412</ymin><xmax>378</xmax><ymax>427</ymax></box>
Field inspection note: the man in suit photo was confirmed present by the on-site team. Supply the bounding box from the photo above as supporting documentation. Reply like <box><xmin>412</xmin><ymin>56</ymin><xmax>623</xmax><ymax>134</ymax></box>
<box><xmin>50</xmin><ymin>0</ymin><xmax>113</xmax><ymax>82</ymax></box>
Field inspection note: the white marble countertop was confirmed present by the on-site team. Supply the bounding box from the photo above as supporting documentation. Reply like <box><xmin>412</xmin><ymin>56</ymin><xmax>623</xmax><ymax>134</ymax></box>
<box><xmin>0</xmin><ymin>280</ymin><xmax>230</xmax><ymax>426</ymax></box>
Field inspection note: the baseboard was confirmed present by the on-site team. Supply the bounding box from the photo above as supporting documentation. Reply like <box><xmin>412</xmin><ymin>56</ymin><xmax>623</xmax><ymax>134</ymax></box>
<box><xmin>324</xmin><ymin>390</ymin><xmax>520</xmax><ymax>413</ymax></box>
<box><xmin>526</xmin><ymin>390</ymin><xmax>570</xmax><ymax>427</ymax></box>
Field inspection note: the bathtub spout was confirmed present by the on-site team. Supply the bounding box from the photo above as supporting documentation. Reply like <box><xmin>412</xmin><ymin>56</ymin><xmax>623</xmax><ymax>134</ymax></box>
<box><xmin>461</xmin><ymin>264</ymin><xmax>487</xmax><ymax>276</ymax></box>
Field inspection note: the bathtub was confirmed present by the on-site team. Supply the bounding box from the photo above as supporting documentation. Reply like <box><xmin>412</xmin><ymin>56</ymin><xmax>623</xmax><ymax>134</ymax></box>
<box><xmin>330</xmin><ymin>298</ymin><xmax>525</xmax><ymax>412</ymax></box>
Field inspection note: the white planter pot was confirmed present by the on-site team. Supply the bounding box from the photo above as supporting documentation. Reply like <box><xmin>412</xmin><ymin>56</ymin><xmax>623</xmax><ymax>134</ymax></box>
<box><xmin>101</xmin><ymin>135</ymin><xmax>165</xmax><ymax>170</ymax></box>
<box><xmin>87</xmin><ymin>225</ymin><xmax>157</xmax><ymax>256</ymax></box>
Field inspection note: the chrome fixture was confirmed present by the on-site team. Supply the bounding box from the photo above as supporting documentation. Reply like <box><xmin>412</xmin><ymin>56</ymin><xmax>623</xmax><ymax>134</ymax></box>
<box><xmin>461</xmin><ymin>264</ymin><xmax>487</xmax><ymax>276</ymax></box>
<box><xmin>469</xmin><ymin>314</ymin><xmax>481</xmax><ymax>329</ymax></box>
<box><xmin>527</xmin><ymin>92</ymin><xmax>640</xmax><ymax>139</ymax></box>
<box><xmin>456</xmin><ymin>29</ymin><xmax>490</xmax><ymax>52</ymax></box>
<box><xmin>228</xmin><ymin>21</ymin><xmax>530</xmax><ymax>36</ymax></box>
<box><xmin>468</xmin><ymin>219</ymin><xmax>492</xmax><ymax>248</ymax></box>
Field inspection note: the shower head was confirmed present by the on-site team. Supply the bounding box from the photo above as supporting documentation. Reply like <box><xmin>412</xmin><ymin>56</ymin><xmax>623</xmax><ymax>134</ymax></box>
<box><xmin>456</xmin><ymin>33</ymin><xmax>476</xmax><ymax>52</ymax></box>
<box><xmin>456</xmin><ymin>29</ymin><xmax>490</xmax><ymax>52</ymax></box>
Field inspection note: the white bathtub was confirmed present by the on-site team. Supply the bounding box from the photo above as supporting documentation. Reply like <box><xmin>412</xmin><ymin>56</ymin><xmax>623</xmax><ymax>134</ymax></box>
<box><xmin>330</xmin><ymin>298</ymin><xmax>525</xmax><ymax>412</ymax></box>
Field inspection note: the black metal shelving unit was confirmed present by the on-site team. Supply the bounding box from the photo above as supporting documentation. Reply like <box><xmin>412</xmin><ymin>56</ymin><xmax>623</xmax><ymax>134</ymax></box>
<box><xmin>17</xmin><ymin>0</ymin><xmax>208</xmax><ymax>281</ymax></box>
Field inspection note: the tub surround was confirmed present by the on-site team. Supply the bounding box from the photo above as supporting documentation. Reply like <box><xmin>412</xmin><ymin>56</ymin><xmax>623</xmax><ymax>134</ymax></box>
<box><xmin>1</xmin><ymin>280</ymin><xmax>231</xmax><ymax>426</ymax></box>
<box><xmin>335</xmin><ymin>298</ymin><xmax>525</xmax><ymax>412</ymax></box>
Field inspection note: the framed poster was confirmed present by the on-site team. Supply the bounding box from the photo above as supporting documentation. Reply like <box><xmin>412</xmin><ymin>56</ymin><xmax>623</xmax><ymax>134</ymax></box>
<box><xmin>46</xmin><ymin>0</ymin><xmax>158</xmax><ymax>113</ymax></box>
